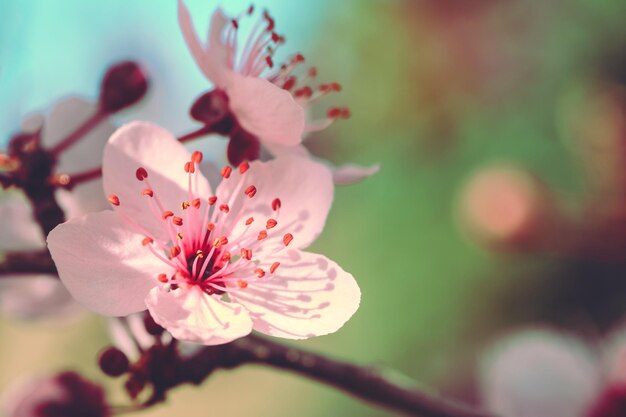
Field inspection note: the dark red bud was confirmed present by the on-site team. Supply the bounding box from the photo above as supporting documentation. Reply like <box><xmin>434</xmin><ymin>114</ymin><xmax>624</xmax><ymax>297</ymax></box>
<box><xmin>99</xmin><ymin>61</ymin><xmax>148</xmax><ymax>113</ymax></box>
<box><xmin>98</xmin><ymin>347</ymin><xmax>130</xmax><ymax>377</ymax></box>
<box><xmin>190</xmin><ymin>89</ymin><xmax>230</xmax><ymax>125</ymax></box>
<box><xmin>143</xmin><ymin>312</ymin><xmax>165</xmax><ymax>336</ymax></box>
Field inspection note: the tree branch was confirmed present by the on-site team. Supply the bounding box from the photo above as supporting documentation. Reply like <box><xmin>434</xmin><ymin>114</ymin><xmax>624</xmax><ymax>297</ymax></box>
<box><xmin>174</xmin><ymin>334</ymin><xmax>493</xmax><ymax>417</ymax></box>
<box><xmin>0</xmin><ymin>250</ymin><xmax>57</xmax><ymax>276</ymax></box>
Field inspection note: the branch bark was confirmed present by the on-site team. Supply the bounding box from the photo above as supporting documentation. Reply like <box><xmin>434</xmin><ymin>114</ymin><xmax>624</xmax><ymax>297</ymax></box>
<box><xmin>0</xmin><ymin>250</ymin><xmax>57</xmax><ymax>276</ymax></box>
<box><xmin>175</xmin><ymin>334</ymin><xmax>493</xmax><ymax>417</ymax></box>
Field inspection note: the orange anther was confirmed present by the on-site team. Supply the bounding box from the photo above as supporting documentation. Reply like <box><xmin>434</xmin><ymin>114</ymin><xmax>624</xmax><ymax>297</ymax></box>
<box><xmin>162</xmin><ymin>210</ymin><xmax>174</xmax><ymax>219</ymax></box>
<box><xmin>258</xmin><ymin>230</ymin><xmax>268</xmax><ymax>240</ymax></box>
<box><xmin>108</xmin><ymin>195</ymin><xmax>120</xmax><ymax>206</ymax></box>
<box><xmin>270</xmin><ymin>262</ymin><xmax>280</xmax><ymax>274</ymax></box>
<box><xmin>191</xmin><ymin>151</ymin><xmax>203</xmax><ymax>163</ymax></box>
<box><xmin>266</xmin><ymin>219</ymin><xmax>277</xmax><ymax>229</ymax></box>
<box><xmin>135</xmin><ymin>167</ymin><xmax>148</xmax><ymax>181</ymax></box>
<box><xmin>239</xmin><ymin>161</ymin><xmax>250</xmax><ymax>173</ymax></box>
<box><xmin>283</xmin><ymin>233</ymin><xmax>293</xmax><ymax>246</ymax></box>
<box><xmin>142</xmin><ymin>188</ymin><xmax>154</xmax><ymax>197</ymax></box>
<box><xmin>142</xmin><ymin>237</ymin><xmax>153</xmax><ymax>246</ymax></box>
<box><xmin>221</xmin><ymin>166</ymin><xmax>232</xmax><ymax>178</ymax></box>
<box><xmin>245</xmin><ymin>185</ymin><xmax>257</xmax><ymax>198</ymax></box>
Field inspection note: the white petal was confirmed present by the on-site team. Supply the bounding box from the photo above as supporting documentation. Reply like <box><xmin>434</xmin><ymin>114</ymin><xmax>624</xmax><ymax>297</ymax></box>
<box><xmin>480</xmin><ymin>329</ymin><xmax>602</xmax><ymax>417</ymax></box>
<box><xmin>216</xmin><ymin>156</ymin><xmax>333</xmax><ymax>251</ymax></box>
<box><xmin>103</xmin><ymin>122</ymin><xmax>212</xmax><ymax>240</ymax></box>
<box><xmin>47</xmin><ymin>210</ymin><xmax>167</xmax><ymax>316</ymax></box>
<box><xmin>0</xmin><ymin>275</ymin><xmax>80</xmax><ymax>320</ymax></box>
<box><xmin>0</xmin><ymin>191</ymin><xmax>44</xmax><ymax>251</ymax></box>
<box><xmin>146</xmin><ymin>286</ymin><xmax>252</xmax><ymax>345</ymax></box>
<box><xmin>233</xmin><ymin>250</ymin><xmax>360</xmax><ymax>339</ymax></box>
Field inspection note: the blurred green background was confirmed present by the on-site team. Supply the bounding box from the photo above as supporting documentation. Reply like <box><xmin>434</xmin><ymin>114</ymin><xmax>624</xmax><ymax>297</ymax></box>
<box><xmin>3</xmin><ymin>0</ymin><xmax>626</xmax><ymax>415</ymax></box>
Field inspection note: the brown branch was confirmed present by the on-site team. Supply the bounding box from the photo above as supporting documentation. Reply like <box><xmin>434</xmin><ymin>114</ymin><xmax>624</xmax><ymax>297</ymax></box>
<box><xmin>171</xmin><ymin>334</ymin><xmax>493</xmax><ymax>417</ymax></box>
<box><xmin>0</xmin><ymin>250</ymin><xmax>57</xmax><ymax>276</ymax></box>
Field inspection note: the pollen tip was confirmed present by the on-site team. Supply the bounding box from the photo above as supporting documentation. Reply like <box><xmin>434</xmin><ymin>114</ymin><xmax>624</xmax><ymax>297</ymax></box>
<box><xmin>239</xmin><ymin>161</ymin><xmax>250</xmax><ymax>174</ymax></box>
<box><xmin>162</xmin><ymin>210</ymin><xmax>174</xmax><ymax>220</ymax></box>
<box><xmin>142</xmin><ymin>188</ymin><xmax>154</xmax><ymax>197</ymax></box>
<box><xmin>191</xmin><ymin>151</ymin><xmax>203</xmax><ymax>163</ymax></box>
<box><xmin>221</xmin><ymin>165</ymin><xmax>232</xmax><ymax>179</ymax></box>
<box><xmin>108</xmin><ymin>194</ymin><xmax>120</xmax><ymax>206</ymax></box>
<box><xmin>257</xmin><ymin>230</ymin><xmax>268</xmax><ymax>240</ymax></box>
<box><xmin>237</xmin><ymin>280</ymin><xmax>248</xmax><ymax>289</ymax></box>
<box><xmin>170</xmin><ymin>246</ymin><xmax>181</xmax><ymax>258</ymax></box>
<box><xmin>283</xmin><ymin>233</ymin><xmax>294</xmax><ymax>246</ymax></box>
<box><xmin>270</xmin><ymin>262</ymin><xmax>280</xmax><ymax>274</ymax></box>
<box><xmin>158</xmin><ymin>273</ymin><xmax>168</xmax><ymax>283</ymax></box>
<box><xmin>244</xmin><ymin>185</ymin><xmax>257</xmax><ymax>198</ymax></box>
<box><xmin>245</xmin><ymin>217</ymin><xmax>254</xmax><ymax>225</ymax></box>
<box><xmin>255</xmin><ymin>268</ymin><xmax>266</xmax><ymax>278</ymax></box>
<box><xmin>135</xmin><ymin>167</ymin><xmax>148</xmax><ymax>181</ymax></box>
<box><xmin>207</xmin><ymin>222</ymin><xmax>215</xmax><ymax>231</ymax></box>
<box><xmin>142</xmin><ymin>237</ymin><xmax>153</xmax><ymax>246</ymax></box>
<box><xmin>271</xmin><ymin>198</ymin><xmax>282</xmax><ymax>211</ymax></box>
<box><xmin>176</xmin><ymin>232</ymin><xmax>184</xmax><ymax>240</ymax></box>
<box><xmin>221</xmin><ymin>251</ymin><xmax>232</xmax><ymax>262</ymax></box>
<box><xmin>172</xmin><ymin>216</ymin><xmax>183</xmax><ymax>226</ymax></box>
<box><xmin>266</xmin><ymin>218</ymin><xmax>277</xmax><ymax>229</ymax></box>
<box><xmin>191</xmin><ymin>198</ymin><xmax>201</xmax><ymax>209</ymax></box>
<box><xmin>208</xmin><ymin>196</ymin><xmax>218</xmax><ymax>206</ymax></box>
<box><xmin>181</xmin><ymin>201</ymin><xmax>190</xmax><ymax>210</ymax></box>
<box><xmin>184</xmin><ymin>161</ymin><xmax>195</xmax><ymax>173</ymax></box>
<box><xmin>219</xmin><ymin>204</ymin><xmax>230</xmax><ymax>213</ymax></box>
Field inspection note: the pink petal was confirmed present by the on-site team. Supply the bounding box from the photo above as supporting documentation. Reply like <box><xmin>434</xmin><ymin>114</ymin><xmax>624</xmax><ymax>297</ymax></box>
<box><xmin>480</xmin><ymin>329</ymin><xmax>602</xmax><ymax>417</ymax></box>
<box><xmin>232</xmin><ymin>250</ymin><xmax>360</xmax><ymax>339</ymax></box>
<box><xmin>178</xmin><ymin>1</ymin><xmax>230</xmax><ymax>87</ymax></box>
<box><xmin>103</xmin><ymin>122</ymin><xmax>212</xmax><ymax>240</ymax></box>
<box><xmin>216</xmin><ymin>156</ymin><xmax>333</xmax><ymax>250</ymax></box>
<box><xmin>265</xmin><ymin>143</ymin><xmax>379</xmax><ymax>185</ymax></box>
<box><xmin>226</xmin><ymin>72</ymin><xmax>305</xmax><ymax>146</ymax></box>
<box><xmin>0</xmin><ymin>191</ymin><xmax>45</xmax><ymax>251</ymax></box>
<box><xmin>0</xmin><ymin>275</ymin><xmax>80</xmax><ymax>320</ymax></box>
<box><xmin>145</xmin><ymin>286</ymin><xmax>252</xmax><ymax>345</ymax></box>
<box><xmin>47</xmin><ymin>210</ymin><xmax>166</xmax><ymax>316</ymax></box>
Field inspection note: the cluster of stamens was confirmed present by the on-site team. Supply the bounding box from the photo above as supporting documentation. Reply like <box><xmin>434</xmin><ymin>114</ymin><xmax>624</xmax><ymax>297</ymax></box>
<box><xmin>107</xmin><ymin>151</ymin><xmax>294</xmax><ymax>298</ymax></box>
<box><xmin>227</xmin><ymin>6</ymin><xmax>350</xmax><ymax>131</ymax></box>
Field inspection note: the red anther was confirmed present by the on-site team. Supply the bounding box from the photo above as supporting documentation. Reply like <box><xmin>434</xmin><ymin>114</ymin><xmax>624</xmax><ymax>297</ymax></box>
<box><xmin>245</xmin><ymin>185</ymin><xmax>257</xmax><ymax>198</ymax></box>
<box><xmin>239</xmin><ymin>161</ymin><xmax>250</xmax><ymax>173</ymax></box>
<box><xmin>135</xmin><ymin>167</ymin><xmax>148</xmax><ymax>181</ymax></box>
<box><xmin>191</xmin><ymin>198</ymin><xmax>201</xmax><ymax>209</ymax></box>
<box><xmin>191</xmin><ymin>151</ymin><xmax>203</xmax><ymax>163</ymax></box>
<box><xmin>219</xmin><ymin>204</ymin><xmax>230</xmax><ymax>213</ymax></box>
<box><xmin>308</xmin><ymin>67</ymin><xmax>318</xmax><ymax>77</ymax></box>
<box><xmin>248</xmin><ymin>5</ymin><xmax>254</xmax><ymax>14</ymax></box>
<box><xmin>172</xmin><ymin>216</ymin><xmax>183</xmax><ymax>226</ymax></box>
<box><xmin>330</xmin><ymin>82</ymin><xmax>342</xmax><ymax>91</ymax></box>
<box><xmin>170</xmin><ymin>246</ymin><xmax>181</xmax><ymax>257</ymax></box>
<box><xmin>319</xmin><ymin>83</ymin><xmax>331</xmax><ymax>93</ymax></box>
<box><xmin>142</xmin><ymin>188</ymin><xmax>154</xmax><ymax>197</ymax></box>
<box><xmin>245</xmin><ymin>217</ymin><xmax>254</xmax><ymax>225</ymax></box>
<box><xmin>282</xmin><ymin>76</ymin><xmax>297</xmax><ymax>91</ymax></box>
<box><xmin>213</xmin><ymin>236</ymin><xmax>228</xmax><ymax>247</ymax></box>
<box><xmin>221</xmin><ymin>251</ymin><xmax>232</xmax><ymax>262</ymax></box>
<box><xmin>108</xmin><ymin>194</ymin><xmax>120</xmax><ymax>206</ymax></box>
<box><xmin>270</xmin><ymin>262</ymin><xmax>280</xmax><ymax>274</ymax></box>
<box><xmin>265</xmin><ymin>56</ymin><xmax>274</xmax><ymax>68</ymax></box>
<box><xmin>237</xmin><ymin>280</ymin><xmax>248</xmax><ymax>289</ymax></box>
<box><xmin>327</xmin><ymin>107</ymin><xmax>342</xmax><ymax>118</ymax></box>
<box><xmin>294</xmin><ymin>86</ymin><xmax>313</xmax><ymax>98</ymax></box>
<box><xmin>221</xmin><ymin>165</ymin><xmax>232</xmax><ymax>178</ymax></box>
<box><xmin>208</xmin><ymin>196</ymin><xmax>218</xmax><ymax>206</ymax></box>
<box><xmin>207</xmin><ymin>222</ymin><xmax>215</xmax><ymax>231</ymax></box>
<box><xmin>241</xmin><ymin>248</ymin><xmax>252</xmax><ymax>260</ymax></box>
<box><xmin>258</xmin><ymin>230</ymin><xmax>268</xmax><ymax>240</ymax></box>
<box><xmin>231</xmin><ymin>19</ymin><xmax>239</xmax><ymax>29</ymax></box>
<box><xmin>293</xmin><ymin>53</ymin><xmax>305</xmax><ymax>64</ymax></box>
<box><xmin>142</xmin><ymin>237</ymin><xmax>153</xmax><ymax>246</ymax></box>
<box><xmin>283</xmin><ymin>233</ymin><xmax>294</xmax><ymax>246</ymax></box>
<box><xmin>263</xmin><ymin>10</ymin><xmax>275</xmax><ymax>31</ymax></box>
<box><xmin>162</xmin><ymin>210</ymin><xmax>174</xmax><ymax>219</ymax></box>
<box><xmin>272</xmin><ymin>198</ymin><xmax>282</xmax><ymax>211</ymax></box>
<box><xmin>184</xmin><ymin>161</ymin><xmax>195</xmax><ymax>173</ymax></box>
<box><xmin>181</xmin><ymin>201</ymin><xmax>190</xmax><ymax>210</ymax></box>
<box><xmin>341</xmin><ymin>108</ymin><xmax>351</xmax><ymax>118</ymax></box>
<box><xmin>255</xmin><ymin>268</ymin><xmax>266</xmax><ymax>278</ymax></box>
<box><xmin>158</xmin><ymin>273</ymin><xmax>168</xmax><ymax>283</ymax></box>
<box><xmin>271</xmin><ymin>32</ymin><xmax>285</xmax><ymax>44</ymax></box>
<box><xmin>266</xmin><ymin>219</ymin><xmax>277</xmax><ymax>229</ymax></box>
<box><xmin>177</xmin><ymin>232</ymin><xmax>183</xmax><ymax>240</ymax></box>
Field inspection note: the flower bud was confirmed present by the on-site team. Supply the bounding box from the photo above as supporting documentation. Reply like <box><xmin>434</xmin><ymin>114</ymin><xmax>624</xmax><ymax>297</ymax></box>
<box><xmin>98</xmin><ymin>347</ymin><xmax>130</xmax><ymax>377</ymax></box>
<box><xmin>0</xmin><ymin>371</ymin><xmax>110</xmax><ymax>417</ymax></box>
<box><xmin>99</xmin><ymin>61</ymin><xmax>148</xmax><ymax>113</ymax></box>
<box><xmin>190</xmin><ymin>89</ymin><xmax>231</xmax><ymax>126</ymax></box>
<box><xmin>143</xmin><ymin>312</ymin><xmax>165</xmax><ymax>336</ymax></box>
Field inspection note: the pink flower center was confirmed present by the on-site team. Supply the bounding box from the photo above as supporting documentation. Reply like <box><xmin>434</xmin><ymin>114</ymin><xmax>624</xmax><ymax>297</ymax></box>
<box><xmin>107</xmin><ymin>152</ymin><xmax>294</xmax><ymax>298</ymax></box>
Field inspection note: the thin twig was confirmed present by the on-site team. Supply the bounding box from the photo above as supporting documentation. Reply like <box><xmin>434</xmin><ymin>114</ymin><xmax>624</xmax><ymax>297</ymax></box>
<box><xmin>0</xmin><ymin>250</ymin><xmax>57</xmax><ymax>276</ymax></box>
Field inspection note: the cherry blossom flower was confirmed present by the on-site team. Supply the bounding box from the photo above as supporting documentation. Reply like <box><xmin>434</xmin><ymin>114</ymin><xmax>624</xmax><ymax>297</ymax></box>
<box><xmin>0</xmin><ymin>97</ymin><xmax>116</xmax><ymax>319</ymax></box>
<box><xmin>480</xmin><ymin>326</ymin><xmax>626</xmax><ymax>417</ymax></box>
<box><xmin>0</xmin><ymin>371</ymin><xmax>110</xmax><ymax>417</ymax></box>
<box><xmin>48</xmin><ymin>122</ymin><xmax>360</xmax><ymax>345</ymax></box>
<box><xmin>178</xmin><ymin>1</ymin><xmax>378</xmax><ymax>183</ymax></box>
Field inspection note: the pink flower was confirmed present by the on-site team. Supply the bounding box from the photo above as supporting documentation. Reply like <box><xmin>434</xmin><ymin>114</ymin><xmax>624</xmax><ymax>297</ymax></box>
<box><xmin>0</xmin><ymin>97</ymin><xmax>115</xmax><ymax>319</ymax></box>
<box><xmin>48</xmin><ymin>122</ymin><xmax>360</xmax><ymax>345</ymax></box>
<box><xmin>480</xmin><ymin>326</ymin><xmax>626</xmax><ymax>417</ymax></box>
<box><xmin>178</xmin><ymin>1</ymin><xmax>378</xmax><ymax>184</ymax></box>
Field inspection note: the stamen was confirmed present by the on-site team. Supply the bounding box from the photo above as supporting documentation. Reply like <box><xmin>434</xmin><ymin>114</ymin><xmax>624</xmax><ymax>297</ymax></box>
<box><xmin>266</xmin><ymin>219</ymin><xmax>277</xmax><ymax>229</ymax></box>
<box><xmin>191</xmin><ymin>150</ymin><xmax>203</xmax><ymax>163</ymax></box>
<box><xmin>258</xmin><ymin>230</ymin><xmax>268</xmax><ymax>240</ymax></box>
<box><xmin>135</xmin><ymin>167</ymin><xmax>148</xmax><ymax>181</ymax></box>
<box><xmin>283</xmin><ymin>233</ymin><xmax>293</xmax><ymax>246</ymax></box>
<box><xmin>176</xmin><ymin>232</ymin><xmax>183</xmax><ymax>240</ymax></box>
<box><xmin>162</xmin><ymin>210</ymin><xmax>174</xmax><ymax>219</ymax></box>
<box><xmin>142</xmin><ymin>188</ymin><xmax>154</xmax><ymax>197</ymax></box>
<box><xmin>255</xmin><ymin>268</ymin><xmax>266</xmax><ymax>278</ymax></box>
<box><xmin>191</xmin><ymin>198</ymin><xmax>201</xmax><ymax>209</ymax></box>
<box><xmin>239</xmin><ymin>161</ymin><xmax>250</xmax><ymax>173</ymax></box>
<box><xmin>272</xmin><ymin>198</ymin><xmax>281</xmax><ymax>211</ymax></box>
<box><xmin>208</xmin><ymin>196</ymin><xmax>218</xmax><ymax>206</ymax></box>
<box><xmin>158</xmin><ymin>274</ymin><xmax>169</xmax><ymax>283</ymax></box>
<box><xmin>221</xmin><ymin>166</ymin><xmax>232</xmax><ymax>178</ymax></box>
<box><xmin>142</xmin><ymin>237</ymin><xmax>153</xmax><ymax>246</ymax></box>
<box><xmin>170</xmin><ymin>246</ymin><xmax>181</xmax><ymax>258</ymax></box>
<box><xmin>221</xmin><ymin>251</ymin><xmax>232</xmax><ymax>262</ymax></box>
<box><xmin>241</xmin><ymin>248</ymin><xmax>252</xmax><ymax>260</ymax></box>
<box><xmin>245</xmin><ymin>185</ymin><xmax>257</xmax><ymax>198</ymax></box>
<box><xmin>245</xmin><ymin>217</ymin><xmax>254</xmax><ymax>225</ymax></box>
<box><xmin>108</xmin><ymin>194</ymin><xmax>120</xmax><ymax>206</ymax></box>
<box><xmin>270</xmin><ymin>262</ymin><xmax>280</xmax><ymax>274</ymax></box>
<box><xmin>184</xmin><ymin>161</ymin><xmax>195</xmax><ymax>173</ymax></box>
<box><xmin>172</xmin><ymin>216</ymin><xmax>184</xmax><ymax>226</ymax></box>
<box><xmin>181</xmin><ymin>201</ymin><xmax>190</xmax><ymax>210</ymax></box>
<box><xmin>237</xmin><ymin>280</ymin><xmax>248</xmax><ymax>289</ymax></box>
<box><xmin>220</xmin><ymin>204</ymin><xmax>230</xmax><ymax>213</ymax></box>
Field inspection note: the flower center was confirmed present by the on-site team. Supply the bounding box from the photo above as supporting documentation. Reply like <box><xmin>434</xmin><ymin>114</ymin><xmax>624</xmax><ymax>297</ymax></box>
<box><xmin>108</xmin><ymin>152</ymin><xmax>293</xmax><ymax>299</ymax></box>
